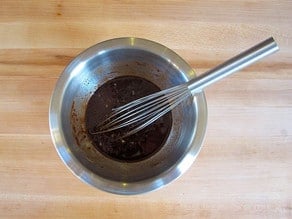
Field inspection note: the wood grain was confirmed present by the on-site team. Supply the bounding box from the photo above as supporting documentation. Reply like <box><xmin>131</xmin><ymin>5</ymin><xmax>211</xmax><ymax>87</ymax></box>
<box><xmin>0</xmin><ymin>1</ymin><xmax>291</xmax><ymax>218</ymax></box>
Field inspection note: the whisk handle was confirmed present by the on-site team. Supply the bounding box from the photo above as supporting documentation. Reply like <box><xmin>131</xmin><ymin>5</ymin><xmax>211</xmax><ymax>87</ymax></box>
<box><xmin>187</xmin><ymin>37</ymin><xmax>279</xmax><ymax>93</ymax></box>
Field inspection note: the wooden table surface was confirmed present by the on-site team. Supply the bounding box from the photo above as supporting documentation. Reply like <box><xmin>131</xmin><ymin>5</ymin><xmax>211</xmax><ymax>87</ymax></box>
<box><xmin>1</xmin><ymin>1</ymin><xmax>291</xmax><ymax>218</ymax></box>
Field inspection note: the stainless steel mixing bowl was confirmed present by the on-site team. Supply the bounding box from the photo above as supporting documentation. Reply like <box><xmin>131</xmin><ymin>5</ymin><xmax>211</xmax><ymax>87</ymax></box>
<box><xmin>49</xmin><ymin>37</ymin><xmax>207</xmax><ymax>195</ymax></box>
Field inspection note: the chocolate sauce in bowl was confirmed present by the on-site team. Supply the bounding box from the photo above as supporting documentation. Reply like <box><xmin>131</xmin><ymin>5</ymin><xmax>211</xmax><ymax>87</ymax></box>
<box><xmin>85</xmin><ymin>76</ymin><xmax>172</xmax><ymax>162</ymax></box>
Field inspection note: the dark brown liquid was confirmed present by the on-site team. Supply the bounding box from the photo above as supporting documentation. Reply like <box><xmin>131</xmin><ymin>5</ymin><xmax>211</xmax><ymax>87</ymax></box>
<box><xmin>85</xmin><ymin>76</ymin><xmax>172</xmax><ymax>162</ymax></box>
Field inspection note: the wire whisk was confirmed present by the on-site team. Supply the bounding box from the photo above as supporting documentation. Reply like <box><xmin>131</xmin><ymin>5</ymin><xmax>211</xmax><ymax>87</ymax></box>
<box><xmin>94</xmin><ymin>37</ymin><xmax>279</xmax><ymax>138</ymax></box>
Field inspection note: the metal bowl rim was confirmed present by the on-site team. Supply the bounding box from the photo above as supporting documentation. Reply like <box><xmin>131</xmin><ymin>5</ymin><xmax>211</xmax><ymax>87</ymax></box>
<box><xmin>49</xmin><ymin>37</ymin><xmax>208</xmax><ymax>195</ymax></box>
